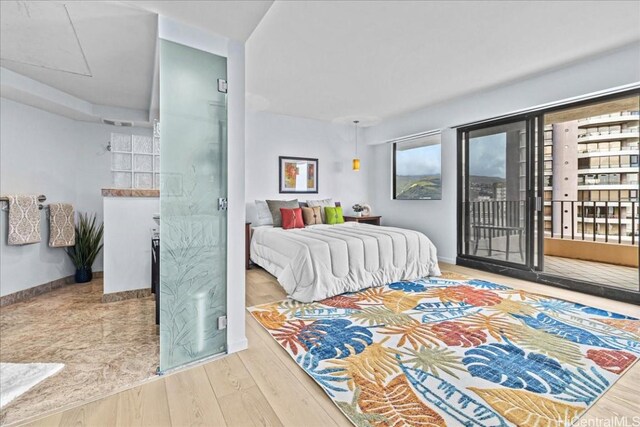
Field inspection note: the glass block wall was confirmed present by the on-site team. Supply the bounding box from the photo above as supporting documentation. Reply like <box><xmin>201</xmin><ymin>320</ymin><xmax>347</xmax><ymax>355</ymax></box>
<box><xmin>110</xmin><ymin>132</ymin><xmax>159</xmax><ymax>189</ymax></box>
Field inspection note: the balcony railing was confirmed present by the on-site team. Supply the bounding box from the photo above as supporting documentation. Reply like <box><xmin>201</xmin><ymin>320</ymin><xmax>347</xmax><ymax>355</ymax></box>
<box><xmin>547</xmin><ymin>200</ymin><xmax>638</xmax><ymax>245</ymax></box>
<box><xmin>464</xmin><ymin>200</ymin><xmax>639</xmax><ymax>248</ymax></box>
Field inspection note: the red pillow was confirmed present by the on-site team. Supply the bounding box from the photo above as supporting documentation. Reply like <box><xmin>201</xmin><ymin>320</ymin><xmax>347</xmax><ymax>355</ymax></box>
<box><xmin>280</xmin><ymin>208</ymin><xmax>304</xmax><ymax>230</ymax></box>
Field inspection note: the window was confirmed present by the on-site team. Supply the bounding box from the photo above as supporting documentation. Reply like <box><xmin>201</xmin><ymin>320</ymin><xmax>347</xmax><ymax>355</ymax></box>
<box><xmin>110</xmin><ymin>132</ymin><xmax>160</xmax><ymax>189</ymax></box>
<box><xmin>393</xmin><ymin>133</ymin><xmax>441</xmax><ymax>200</ymax></box>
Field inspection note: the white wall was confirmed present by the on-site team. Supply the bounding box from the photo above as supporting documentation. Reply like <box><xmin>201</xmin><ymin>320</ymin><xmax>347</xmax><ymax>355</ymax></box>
<box><xmin>364</xmin><ymin>43</ymin><xmax>640</xmax><ymax>264</ymax></box>
<box><xmin>103</xmin><ymin>197</ymin><xmax>158</xmax><ymax>294</ymax></box>
<box><xmin>1</xmin><ymin>98</ymin><xmax>78</xmax><ymax>296</ymax></box>
<box><xmin>246</xmin><ymin>110</ymin><xmax>370</xmax><ymax>219</ymax></box>
<box><xmin>0</xmin><ymin>97</ymin><xmax>152</xmax><ymax>297</ymax></box>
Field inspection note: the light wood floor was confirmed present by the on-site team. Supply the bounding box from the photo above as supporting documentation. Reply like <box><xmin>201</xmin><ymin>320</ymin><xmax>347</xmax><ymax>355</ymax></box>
<box><xmin>21</xmin><ymin>263</ymin><xmax>640</xmax><ymax>427</ymax></box>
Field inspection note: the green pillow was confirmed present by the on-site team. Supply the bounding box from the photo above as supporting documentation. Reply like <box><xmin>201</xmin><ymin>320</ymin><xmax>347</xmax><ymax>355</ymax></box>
<box><xmin>324</xmin><ymin>206</ymin><xmax>344</xmax><ymax>224</ymax></box>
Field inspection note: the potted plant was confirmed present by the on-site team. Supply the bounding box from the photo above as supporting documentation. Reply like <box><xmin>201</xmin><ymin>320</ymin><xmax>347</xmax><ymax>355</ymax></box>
<box><xmin>66</xmin><ymin>213</ymin><xmax>104</xmax><ymax>283</ymax></box>
<box><xmin>352</xmin><ymin>204</ymin><xmax>365</xmax><ymax>217</ymax></box>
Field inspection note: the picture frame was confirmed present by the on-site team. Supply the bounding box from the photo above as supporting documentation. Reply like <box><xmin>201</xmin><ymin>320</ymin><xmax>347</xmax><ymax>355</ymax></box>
<box><xmin>279</xmin><ymin>156</ymin><xmax>318</xmax><ymax>194</ymax></box>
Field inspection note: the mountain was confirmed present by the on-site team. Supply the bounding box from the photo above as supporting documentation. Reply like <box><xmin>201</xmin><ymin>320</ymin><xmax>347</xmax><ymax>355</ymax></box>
<box><xmin>395</xmin><ymin>175</ymin><xmax>441</xmax><ymax>200</ymax></box>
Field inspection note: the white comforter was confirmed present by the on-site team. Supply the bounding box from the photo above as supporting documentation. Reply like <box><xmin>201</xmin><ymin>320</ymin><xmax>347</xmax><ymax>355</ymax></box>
<box><xmin>250</xmin><ymin>222</ymin><xmax>441</xmax><ymax>302</ymax></box>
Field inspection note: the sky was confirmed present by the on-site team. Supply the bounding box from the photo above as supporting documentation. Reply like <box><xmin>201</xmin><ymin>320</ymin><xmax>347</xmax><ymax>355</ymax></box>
<box><xmin>396</xmin><ymin>144</ymin><xmax>441</xmax><ymax>176</ymax></box>
<box><xmin>469</xmin><ymin>133</ymin><xmax>506</xmax><ymax>178</ymax></box>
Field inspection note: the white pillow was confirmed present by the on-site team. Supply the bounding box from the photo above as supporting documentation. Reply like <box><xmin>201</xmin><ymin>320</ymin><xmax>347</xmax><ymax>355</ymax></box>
<box><xmin>254</xmin><ymin>200</ymin><xmax>273</xmax><ymax>226</ymax></box>
<box><xmin>306</xmin><ymin>198</ymin><xmax>335</xmax><ymax>223</ymax></box>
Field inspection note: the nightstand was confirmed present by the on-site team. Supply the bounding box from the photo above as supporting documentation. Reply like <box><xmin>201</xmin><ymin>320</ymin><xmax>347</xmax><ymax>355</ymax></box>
<box><xmin>245</xmin><ymin>222</ymin><xmax>252</xmax><ymax>270</ymax></box>
<box><xmin>344</xmin><ymin>216</ymin><xmax>382</xmax><ymax>226</ymax></box>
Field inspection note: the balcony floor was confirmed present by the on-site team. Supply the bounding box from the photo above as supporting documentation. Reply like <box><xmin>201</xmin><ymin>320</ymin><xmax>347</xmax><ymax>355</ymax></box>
<box><xmin>543</xmin><ymin>255</ymin><xmax>638</xmax><ymax>292</ymax></box>
<box><xmin>469</xmin><ymin>236</ymin><xmax>638</xmax><ymax>291</ymax></box>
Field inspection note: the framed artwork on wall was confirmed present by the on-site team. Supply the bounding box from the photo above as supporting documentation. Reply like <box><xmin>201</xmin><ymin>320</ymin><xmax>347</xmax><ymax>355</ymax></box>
<box><xmin>279</xmin><ymin>156</ymin><xmax>318</xmax><ymax>193</ymax></box>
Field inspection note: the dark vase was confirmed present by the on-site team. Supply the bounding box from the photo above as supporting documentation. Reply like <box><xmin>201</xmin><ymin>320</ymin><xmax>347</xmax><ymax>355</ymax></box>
<box><xmin>75</xmin><ymin>267</ymin><xmax>93</xmax><ymax>283</ymax></box>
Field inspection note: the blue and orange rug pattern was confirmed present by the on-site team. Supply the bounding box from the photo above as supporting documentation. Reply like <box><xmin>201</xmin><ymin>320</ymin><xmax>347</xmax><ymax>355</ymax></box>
<box><xmin>248</xmin><ymin>273</ymin><xmax>639</xmax><ymax>427</ymax></box>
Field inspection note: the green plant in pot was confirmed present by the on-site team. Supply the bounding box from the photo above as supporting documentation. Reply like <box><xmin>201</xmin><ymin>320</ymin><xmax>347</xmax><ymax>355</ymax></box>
<box><xmin>66</xmin><ymin>213</ymin><xmax>104</xmax><ymax>283</ymax></box>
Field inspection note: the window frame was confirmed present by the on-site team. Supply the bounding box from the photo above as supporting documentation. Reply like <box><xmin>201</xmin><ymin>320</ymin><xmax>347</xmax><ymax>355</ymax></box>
<box><xmin>392</xmin><ymin>132</ymin><xmax>442</xmax><ymax>200</ymax></box>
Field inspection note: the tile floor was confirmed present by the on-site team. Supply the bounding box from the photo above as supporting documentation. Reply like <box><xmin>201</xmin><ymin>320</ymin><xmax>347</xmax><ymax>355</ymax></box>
<box><xmin>0</xmin><ymin>279</ymin><xmax>158</xmax><ymax>425</ymax></box>
<box><xmin>544</xmin><ymin>255</ymin><xmax>639</xmax><ymax>291</ymax></box>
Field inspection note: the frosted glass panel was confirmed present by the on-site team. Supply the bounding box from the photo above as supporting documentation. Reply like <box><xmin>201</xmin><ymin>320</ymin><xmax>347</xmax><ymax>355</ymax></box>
<box><xmin>112</xmin><ymin>153</ymin><xmax>132</xmax><ymax>171</ymax></box>
<box><xmin>134</xmin><ymin>154</ymin><xmax>153</xmax><ymax>172</ymax></box>
<box><xmin>112</xmin><ymin>133</ymin><xmax>131</xmax><ymax>151</ymax></box>
<box><xmin>134</xmin><ymin>172</ymin><xmax>153</xmax><ymax>189</ymax></box>
<box><xmin>113</xmin><ymin>172</ymin><xmax>132</xmax><ymax>188</ymax></box>
<box><xmin>159</xmin><ymin>39</ymin><xmax>228</xmax><ymax>371</ymax></box>
<box><xmin>133</xmin><ymin>135</ymin><xmax>153</xmax><ymax>154</ymax></box>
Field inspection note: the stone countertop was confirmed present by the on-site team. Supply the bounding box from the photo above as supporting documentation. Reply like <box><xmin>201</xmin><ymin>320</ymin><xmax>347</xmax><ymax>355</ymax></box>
<box><xmin>101</xmin><ymin>188</ymin><xmax>159</xmax><ymax>197</ymax></box>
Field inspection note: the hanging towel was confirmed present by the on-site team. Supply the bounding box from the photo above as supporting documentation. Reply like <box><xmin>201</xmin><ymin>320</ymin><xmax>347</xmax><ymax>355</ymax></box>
<box><xmin>6</xmin><ymin>195</ymin><xmax>41</xmax><ymax>245</ymax></box>
<box><xmin>48</xmin><ymin>203</ymin><xmax>75</xmax><ymax>247</ymax></box>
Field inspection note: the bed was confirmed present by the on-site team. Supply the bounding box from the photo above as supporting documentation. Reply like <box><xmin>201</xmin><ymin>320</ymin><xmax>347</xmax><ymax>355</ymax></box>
<box><xmin>250</xmin><ymin>222</ymin><xmax>441</xmax><ymax>302</ymax></box>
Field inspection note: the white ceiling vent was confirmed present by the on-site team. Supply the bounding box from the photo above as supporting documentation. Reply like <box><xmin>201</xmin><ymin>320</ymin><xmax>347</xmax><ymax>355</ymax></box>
<box><xmin>102</xmin><ymin>118</ymin><xmax>134</xmax><ymax>127</ymax></box>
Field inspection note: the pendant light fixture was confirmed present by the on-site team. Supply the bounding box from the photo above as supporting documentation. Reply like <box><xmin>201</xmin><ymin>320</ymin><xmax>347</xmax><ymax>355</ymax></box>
<box><xmin>352</xmin><ymin>120</ymin><xmax>360</xmax><ymax>171</ymax></box>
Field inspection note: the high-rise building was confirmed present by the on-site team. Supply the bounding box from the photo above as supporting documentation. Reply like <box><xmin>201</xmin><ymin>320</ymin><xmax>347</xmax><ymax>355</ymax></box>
<box><xmin>544</xmin><ymin>110</ymin><xmax>639</xmax><ymax>241</ymax></box>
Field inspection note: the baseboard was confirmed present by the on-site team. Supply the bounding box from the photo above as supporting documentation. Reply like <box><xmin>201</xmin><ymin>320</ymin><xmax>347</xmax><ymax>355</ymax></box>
<box><xmin>438</xmin><ymin>256</ymin><xmax>456</xmax><ymax>265</ymax></box>
<box><xmin>102</xmin><ymin>288</ymin><xmax>152</xmax><ymax>303</ymax></box>
<box><xmin>0</xmin><ymin>275</ymin><xmax>74</xmax><ymax>307</ymax></box>
<box><xmin>227</xmin><ymin>337</ymin><xmax>248</xmax><ymax>354</ymax></box>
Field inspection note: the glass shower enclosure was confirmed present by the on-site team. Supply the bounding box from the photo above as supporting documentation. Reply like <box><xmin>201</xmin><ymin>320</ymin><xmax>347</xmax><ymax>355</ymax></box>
<box><xmin>159</xmin><ymin>39</ymin><xmax>228</xmax><ymax>372</ymax></box>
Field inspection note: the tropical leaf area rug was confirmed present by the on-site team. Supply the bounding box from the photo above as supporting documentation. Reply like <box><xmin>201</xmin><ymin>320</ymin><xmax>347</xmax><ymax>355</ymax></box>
<box><xmin>248</xmin><ymin>272</ymin><xmax>640</xmax><ymax>427</ymax></box>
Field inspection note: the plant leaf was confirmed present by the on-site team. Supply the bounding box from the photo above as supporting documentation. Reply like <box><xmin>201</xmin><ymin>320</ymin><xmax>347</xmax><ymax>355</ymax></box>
<box><xmin>399</xmin><ymin>362</ymin><xmax>507</xmax><ymax>427</ymax></box>
<box><xmin>335</xmin><ymin>388</ymin><xmax>387</xmax><ymax>427</ymax></box>
<box><xmin>425</xmin><ymin>285</ymin><xmax>502</xmax><ymax>307</ymax></box>
<box><xmin>351</xmin><ymin>307</ymin><xmax>415</xmax><ymax>327</ymax></box>
<box><xmin>380</xmin><ymin>321</ymin><xmax>440</xmax><ymax>350</ymax></box>
<box><xmin>329</xmin><ymin>337</ymin><xmax>401</xmax><ymax>387</ymax></box>
<box><xmin>298</xmin><ymin>318</ymin><xmax>372</xmax><ymax>360</ymax></box>
<box><xmin>356</xmin><ymin>374</ymin><xmax>445</xmax><ymax>427</ymax></box>
<box><xmin>469</xmin><ymin>387</ymin><xmax>582</xmax><ymax>427</ymax></box>
<box><xmin>382</xmin><ymin>290</ymin><xmax>422</xmax><ymax>313</ymax></box>
<box><xmin>415</xmin><ymin>301</ymin><xmax>481</xmax><ymax>323</ymax></box>
<box><xmin>458</xmin><ymin>313</ymin><xmax>523</xmax><ymax>342</ymax></box>
<box><xmin>271</xmin><ymin>320</ymin><xmax>307</xmax><ymax>355</ymax></box>
<box><xmin>512</xmin><ymin>312</ymin><xmax>619</xmax><ymax>350</ymax></box>
<box><xmin>400</xmin><ymin>345</ymin><xmax>465</xmax><ymax>379</ymax></box>
<box><xmin>252</xmin><ymin>309</ymin><xmax>286</xmax><ymax>330</ymax></box>
<box><xmin>463</xmin><ymin>340</ymin><xmax>572</xmax><ymax>395</ymax></box>
<box><xmin>320</xmin><ymin>295</ymin><xmax>364</xmax><ymax>310</ymax></box>
<box><xmin>388</xmin><ymin>281</ymin><xmax>426</xmax><ymax>293</ymax></box>
<box><xmin>586</xmin><ymin>349</ymin><xmax>637</xmax><ymax>375</ymax></box>
<box><xmin>431</xmin><ymin>321</ymin><xmax>488</xmax><ymax>347</ymax></box>
<box><xmin>65</xmin><ymin>212</ymin><xmax>103</xmax><ymax>269</ymax></box>
<box><xmin>596</xmin><ymin>319</ymin><xmax>640</xmax><ymax>338</ymax></box>
<box><xmin>513</xmin><ymin>327</ymin><xmax>584</xmax><ymax>366</ymax></box>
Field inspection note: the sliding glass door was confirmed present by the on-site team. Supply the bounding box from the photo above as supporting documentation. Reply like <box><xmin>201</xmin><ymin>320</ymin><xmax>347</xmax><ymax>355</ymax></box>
<box><xmin>458</xmin><ymin>90</ymin><xmax>639</xmax><ymax>303</ymax></box>
<box><xmin>459</xmin><ymin>117</ymin><xmax>539</xmax><ymax>270</ymax></box>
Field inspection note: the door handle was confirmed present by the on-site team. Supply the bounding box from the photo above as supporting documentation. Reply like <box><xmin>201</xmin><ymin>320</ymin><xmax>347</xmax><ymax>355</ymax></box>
<box><xmin>535</xmin><ymin>197</ymin><xmax>542</xmax><ymax>212</ymax></box>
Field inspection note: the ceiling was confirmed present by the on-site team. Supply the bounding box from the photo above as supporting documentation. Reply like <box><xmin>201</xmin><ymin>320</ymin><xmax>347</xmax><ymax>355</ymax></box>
<box><xmin>0</xmin><ymin>0</ymin><xmax>273</xmax><ymax>124</ymax></box>
<box><xmin>246</xmin><ymin>1</ymin><xmax>640</xmax><ymax>124</ymax></box>
<box><xmin>131</xmin><ymin>1</ymin><xmax>274</xmax><ymax>42</ymax></box>
<box><xmin>1</xmin><ymin>1</ymin><xmax>158</xmax><ymax>111</ymax></box>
